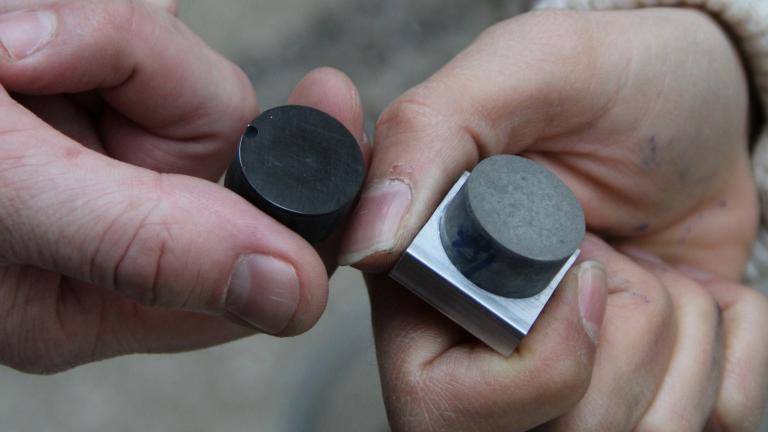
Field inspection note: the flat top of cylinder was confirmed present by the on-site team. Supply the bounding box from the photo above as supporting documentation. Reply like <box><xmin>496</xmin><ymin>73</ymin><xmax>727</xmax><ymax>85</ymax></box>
<box><xmin>466</xmin><ymin>155</ymin><xmax>585</xmax><ymax>262</ymax></box>
<box><xmin>238</xmin><ymin>105</ymin><xmax>365</xmax><ymax>217</ymax></box>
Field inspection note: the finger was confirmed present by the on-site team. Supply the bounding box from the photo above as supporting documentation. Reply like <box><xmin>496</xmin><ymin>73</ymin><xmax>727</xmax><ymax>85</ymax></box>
<box><xmin>287</xmin><ymin>67</ymin><xmax>368</xmax><ymax>159</ymax></box>
<box><xmin>621</xmin><ymin>250</ymin><xmax>722</xmax><ymax>431</ymax></box>
<box><xmin>143</xmin><ymin>0</ymin><xmax>177</xmax><ymax>15</ymax></box>
<box><xmin>370</xmin><ymin>256</ymin><xmax>607</xmax><ymax>431</ymax></box>
<box><xmin>0</xmin><ymin>265</ymin><xmax>252</xmax><ymax>373</ymax></box>
<box><xmin>0</xmin><ymin>0</ymin><xmax>259</xmax><ymax>179</ymax></box>
<box><xmin>286</xmin><ymin>67</ymin><xmax>369</xmax><ymax>272</ymax></box>
<box><xmin>547</xmin><ymin>236</ymin><xmax>676</xmax><ymax>431</ymax></box>
<box><xmin>701</xmin><ymin>279</ymin><xmax>768</xmax><ymax>431</ymax></box>
<box><xmin>0</xmin><ymin>97</ymin><xmax>327</xmax><ymax>337</ymax></box>
<box><xmin>338</xmin><ymin>10</ymin><xmax>628</xmax><ymax>269</ymax></box>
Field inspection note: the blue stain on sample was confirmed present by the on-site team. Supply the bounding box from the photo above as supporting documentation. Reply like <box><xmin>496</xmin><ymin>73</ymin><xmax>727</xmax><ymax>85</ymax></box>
<box><xmin>451</xmin><ymin>223</ymin><xmax>495</xmax><ymax>279</ymax></box>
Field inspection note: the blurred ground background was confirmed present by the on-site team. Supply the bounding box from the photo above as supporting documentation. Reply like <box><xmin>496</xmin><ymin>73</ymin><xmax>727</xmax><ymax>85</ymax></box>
<box><xmin>2</xmin><ymin>1</ymin><xmax>767</xmax><ymax>431</ymax></box>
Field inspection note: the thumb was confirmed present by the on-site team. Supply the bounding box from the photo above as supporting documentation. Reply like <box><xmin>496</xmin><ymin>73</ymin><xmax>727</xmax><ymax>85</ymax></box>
<box><xmin>0</xmin><ymin>90</ymin><xmax>327</xmax><ymax>336</ymax></box>
<box><xmin>339</xmin><ymin>10</ymin><xmax>627</xmax><ymax>270</ymax></box>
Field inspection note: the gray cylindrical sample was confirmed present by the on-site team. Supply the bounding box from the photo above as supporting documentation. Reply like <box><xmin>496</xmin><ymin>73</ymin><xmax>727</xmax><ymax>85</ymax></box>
<box><xmin>440</xmin><ymin>155</ymin><xmax>585</xmax><ymax>298</ymax></box>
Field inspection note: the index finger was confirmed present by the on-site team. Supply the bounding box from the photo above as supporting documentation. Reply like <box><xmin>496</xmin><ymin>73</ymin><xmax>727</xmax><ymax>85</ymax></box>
<box><xmin>0</xmin><ymin>0</ymin><xmax>258</xmax><ymax>178</ymax></box>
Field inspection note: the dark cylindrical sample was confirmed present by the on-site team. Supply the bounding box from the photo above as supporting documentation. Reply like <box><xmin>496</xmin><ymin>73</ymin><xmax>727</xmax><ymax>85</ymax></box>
<box><xmin>225</xmin><ymin>105</ymin><xmax>365</xmax><ymax>244</ymax></box>
<box><xmin>440</xmin><ymin>155</ymin><xmax>585</xmax><ymax>298</ymax></box>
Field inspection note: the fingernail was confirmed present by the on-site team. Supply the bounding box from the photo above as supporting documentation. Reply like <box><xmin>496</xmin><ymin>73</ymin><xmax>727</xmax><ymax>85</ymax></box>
<box><xmin>226</xmin><ymin>254</ymin><xmax>300</xmax><ymax>334</ymax></box>
<box><xmin>0</xmin><ymin>10</ymin><xmax>57</xmax><ymax>61</ymax></box>
<box><xmin>339</xmin><ymin>179</ymin><xmax>411</xmax><ymax>265</ymax></box>
<box><xmin>676</xmin><ymin>264</ymin><xmax>714</xmax><ymax>282</ymax></box>
<box><xmin>577</xmin><ymin>261</ymin><xmax>607</xmax><ymax>344</ymax></box>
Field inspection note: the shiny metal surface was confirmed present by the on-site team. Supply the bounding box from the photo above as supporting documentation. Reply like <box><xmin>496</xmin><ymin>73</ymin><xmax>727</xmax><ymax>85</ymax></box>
<box><xmin>390</xmin><ymin>173</ymin><xmax>580</xmax><ymax>356</ymax></box>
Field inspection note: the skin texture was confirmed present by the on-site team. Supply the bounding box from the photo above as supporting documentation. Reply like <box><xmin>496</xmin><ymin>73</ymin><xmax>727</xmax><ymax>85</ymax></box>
<box><xmin>0</xmin><ymin>0</ymin><xmax>368</xmax><ymax>373</ymax></box>
<box><xmin>341</xmin><ymin>8</ymin><xmax>768</xmax><ymax>432</ymax></box>
<box><xmin>0</xmin><ymin>2</ymin><xmax>766</xmax><ymax>430</ymax></box>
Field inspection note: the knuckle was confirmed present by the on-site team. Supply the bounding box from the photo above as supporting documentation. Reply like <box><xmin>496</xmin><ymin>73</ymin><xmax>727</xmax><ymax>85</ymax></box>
<box><xmin>108</xmin><ymin>178</ymin><xmax>176</xmax><ymax>307</ymax></box>
<box><xmin>375</xmin><ymin>92</ymin><xmax>448</xmax><ymax>145</ymax></box>
<box><xmin>112</xmin><ymin>215</ymin><xmax>168</xmax><ymax>306</ymax></box>
<box><xmin>0</xmin><ymin>129</ymin><xmax>68</xmax><ymax>264</ymax></box>
<box><xmin>678</xmin><ymin>280</ymin><xmax>721</xmax><ymax>324</ymax></box>
<box><xmin>222</xmin><ymin>62</ymin><xmax>260</xmax><ymax>132</ymax></box>
<box><xmin>618</xmin><ymin>270</ymin><xmax>676</xmax><ymax>325</ymax></box>
<box><xmin>105</xmin><ymin>176</ymin><xmax>214</xmax><ymax>311</ymax></box>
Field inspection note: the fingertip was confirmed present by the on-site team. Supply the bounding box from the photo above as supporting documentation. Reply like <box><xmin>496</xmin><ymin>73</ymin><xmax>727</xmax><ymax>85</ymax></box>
<box><xmin>222</xmin><ymin>192</ymin><xmax>330</xmax><ymax>337</ymax></box>
<box><xmin>276</xmin><ymin>244</ymin><xmax>330</xmax><ymax>336</ymax></box>
<box><xmin>288</xmin><ymin>66</ymin><xmax>368</xmax><ymax>156</ymax></box>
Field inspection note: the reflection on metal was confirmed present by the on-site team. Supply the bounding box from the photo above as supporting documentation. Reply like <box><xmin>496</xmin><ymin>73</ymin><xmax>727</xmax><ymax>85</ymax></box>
<box><xmin>390</xmin><ymin>157</ymin><xmax>583</xmax><ymax>356</ymax></box>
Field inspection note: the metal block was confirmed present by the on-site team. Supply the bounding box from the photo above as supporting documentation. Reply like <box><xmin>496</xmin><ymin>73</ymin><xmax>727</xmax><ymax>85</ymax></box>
<box><xmin>390</xmin><ymin>156</ymin><xmax>583</xmax><ymax>356</ymax></box>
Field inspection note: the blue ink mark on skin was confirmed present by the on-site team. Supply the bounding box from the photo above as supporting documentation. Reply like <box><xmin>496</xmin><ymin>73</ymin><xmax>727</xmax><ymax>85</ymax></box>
<box><xmin>642</xmin><ymin>135</ymin><xmax>659</xmax><ymax>168</ymax></box>
<box><xmin>634</xmin><ymin>223</ymin><xmax>650</xmax><ymax>233</ymax></box>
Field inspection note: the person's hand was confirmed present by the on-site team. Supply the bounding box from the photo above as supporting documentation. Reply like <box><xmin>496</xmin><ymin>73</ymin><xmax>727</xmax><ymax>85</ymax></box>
<box><xmin>341</xmin><ymin>7</ymin><xmax>768</xmax><ymax>431</ymax></box>
<box><xmin>0</xmin><ymin>0</ymin><xmax>365</xmax><ymax>373</ymax></box>
<box><xmin>370</xmin><ymin>235</ymin><xmax>768</xmax><ymax>431</ymax></box>
<box><xmin>340</xmin><ymin>8</ymin><xmax>757</xmax><ymax>276</ymax></box>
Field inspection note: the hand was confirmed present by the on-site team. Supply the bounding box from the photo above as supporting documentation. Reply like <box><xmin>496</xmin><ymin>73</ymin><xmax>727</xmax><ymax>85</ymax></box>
<box><xmin>0</xmin><ymin>0</ymin><xmax>365</xmax><ymax>373</ymax></box>
<box><xmin>370</xmin><ymin>235</ymin><xmax>768</xmax><ymax>431</ymax></box>
<box><xmin>340</xmin><ymin>8</ymin><xmax>757</xmax><ymax>276</ymax></box>
<box><xmin>343</xmin><ymin>8</ymin><xmax>768</xmax><ymax>431</ymax></box>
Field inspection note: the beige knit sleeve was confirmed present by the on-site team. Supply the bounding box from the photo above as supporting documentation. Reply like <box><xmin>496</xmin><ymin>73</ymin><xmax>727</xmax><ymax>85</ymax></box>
<box><xmin>534</xmin><ymin>0</ymin><xmax>768</xmax><ymax>286</ymax></box>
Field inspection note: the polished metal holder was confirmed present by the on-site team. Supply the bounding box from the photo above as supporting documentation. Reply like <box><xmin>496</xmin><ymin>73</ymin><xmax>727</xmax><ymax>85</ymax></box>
<box><xmin>390</xmin><ymin>171</ymin><xmax>581</xmax><ymax>356</ymax></box>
